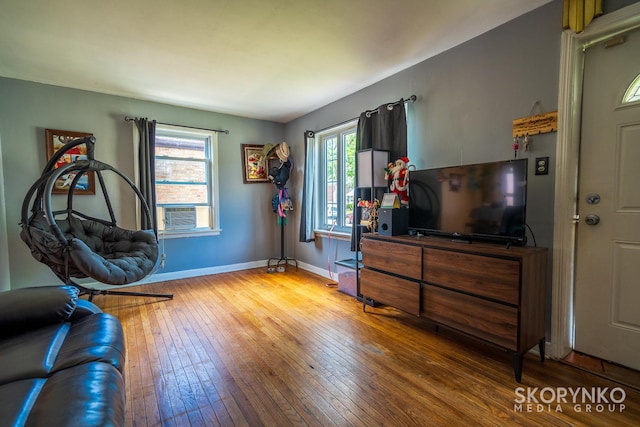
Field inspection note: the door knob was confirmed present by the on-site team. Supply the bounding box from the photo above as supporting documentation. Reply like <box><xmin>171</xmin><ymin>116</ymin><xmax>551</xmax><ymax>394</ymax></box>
<box><xmin>585</xmin><ymin>214</ymin><xmax>600</xmax><ymax>225</ymax></box>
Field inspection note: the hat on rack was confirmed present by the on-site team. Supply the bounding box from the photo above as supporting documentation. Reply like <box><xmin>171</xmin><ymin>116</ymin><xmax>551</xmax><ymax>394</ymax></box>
<box><xmin>276</xmin><ymin>142</ymin><xmax>290</xmax><ymax>162</ymax></box>
<box><xmin>262</xmin><ymin>143</ymin><xmax>276</xmax><ymax>158</ymax></box>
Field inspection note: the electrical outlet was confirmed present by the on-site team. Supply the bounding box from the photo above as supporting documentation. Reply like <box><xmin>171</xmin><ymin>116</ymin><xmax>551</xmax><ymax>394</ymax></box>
<box><xmin>535</xmin><ymin>157</ymin><xmax>549</xmax><ymax>175</ymax></box>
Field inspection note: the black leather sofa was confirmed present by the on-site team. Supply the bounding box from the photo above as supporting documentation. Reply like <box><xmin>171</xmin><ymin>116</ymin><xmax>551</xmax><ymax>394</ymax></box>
<box><xmin>0</xmin><ymin>285</ymin><xmax>126</xmax><ymax>426</ymax></box>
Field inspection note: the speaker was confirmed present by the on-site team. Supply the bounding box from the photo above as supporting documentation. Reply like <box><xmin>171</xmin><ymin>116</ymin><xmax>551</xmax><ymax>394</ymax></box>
<box><xmin>378</xmin><ymin>208</ymin><xmax>408</xmax><ymax>236</ymax></box>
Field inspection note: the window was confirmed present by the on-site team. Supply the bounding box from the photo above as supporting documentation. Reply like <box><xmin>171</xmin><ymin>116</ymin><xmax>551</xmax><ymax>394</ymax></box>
<box><xmin>154</xmin><ymin>124</ymin><xmax>220</xmax><ymax>237</ymax></box>
<box><xmin>622</xmin><ymin>73</ymin><xmax>640</xmax><ymax>104</ymax></box>
<box><xmin>316</xmin><ymin>121</ymin><xmax>357</xmax><ymax>232</ymax></box>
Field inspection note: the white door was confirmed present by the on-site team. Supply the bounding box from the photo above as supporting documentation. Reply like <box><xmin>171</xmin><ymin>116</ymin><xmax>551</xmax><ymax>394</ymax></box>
<box><xmin>574</xmin><ymin>27</ymin><xmax>640</xmax><ymax>371</ymax></box>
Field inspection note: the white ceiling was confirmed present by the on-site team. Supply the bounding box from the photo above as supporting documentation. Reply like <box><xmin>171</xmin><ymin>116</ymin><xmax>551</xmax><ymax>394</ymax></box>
<box><xmin>0</xmin><ymin>0</ymin><xmax>551</xmax><ymax>123</ymax></box>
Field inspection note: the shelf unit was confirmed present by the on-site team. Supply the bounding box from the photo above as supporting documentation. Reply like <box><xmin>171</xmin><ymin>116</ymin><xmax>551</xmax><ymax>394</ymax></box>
<box><xmin>354</xmin><ymin>149</ymin><xmax>389</xmax><ymax>302</ymax></box>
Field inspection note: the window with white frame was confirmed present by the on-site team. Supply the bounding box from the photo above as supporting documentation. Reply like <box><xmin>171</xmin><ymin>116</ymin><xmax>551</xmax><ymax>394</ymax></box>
<box><xmin>316</xmin><ymin>120</ymin><xmax>357</xmax><ymax>232</ymax></box>
<box><xmin>154</xmin><ymin>124</ymin><xmax>220</xmax><ymax>236</ymax></box>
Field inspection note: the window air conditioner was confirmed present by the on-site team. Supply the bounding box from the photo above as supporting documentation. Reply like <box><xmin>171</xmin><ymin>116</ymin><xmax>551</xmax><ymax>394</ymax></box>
<box><xmin>164</xmin><ymin>206</ymin><xmax>197</xmax><ymax>230</ymax></box>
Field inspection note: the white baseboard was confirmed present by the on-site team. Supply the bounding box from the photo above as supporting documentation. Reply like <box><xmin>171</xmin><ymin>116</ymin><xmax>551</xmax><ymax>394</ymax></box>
<box><xmin>84</xmin><ymin>259</ymin><xmax>333</xmax><ymax>290</ymax></box>
<box><xmin>295</xmin><ymin>260</ymin><xmax>334</xmax><ymax>281</ymax></box>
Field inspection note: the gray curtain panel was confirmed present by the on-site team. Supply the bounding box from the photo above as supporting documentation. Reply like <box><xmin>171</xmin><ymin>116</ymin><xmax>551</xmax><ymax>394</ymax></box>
<box><xmin>356</xmin><ymin>99</ymin><xmax>407</xmax><ymax>161</ymax></box>
<box><xmin>134</xmin><ymin>118</ymin><xmax>158</xmax><ymax>235</ymax></box>
<box><xmin>299</xmin><ymin>131</ymin><xmax>316</xmax><ymax>242</ymax></box>
<box><xmin>350</xmin><ymin>99</ymin><xmax>407</xmax><ymax>251</ymax></box>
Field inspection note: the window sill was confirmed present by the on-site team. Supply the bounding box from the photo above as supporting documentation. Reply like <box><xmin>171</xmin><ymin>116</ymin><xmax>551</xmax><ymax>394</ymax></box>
<box><xmin>159</xmin><ymin>229</ymin><xmax>222</xmax><ymax>239</ymax></box>
<box><xmin>314</xmin><ymin>229</ymin><xmax>351</xmax><ymax>242</ymax></box>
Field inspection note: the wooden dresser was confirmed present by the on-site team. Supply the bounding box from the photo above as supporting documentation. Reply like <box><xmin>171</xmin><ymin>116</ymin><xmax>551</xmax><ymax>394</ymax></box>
<box><xmin>359</xmin><ymin>234</ymin><xmax>547</xmax><ymax>382</ymax></box>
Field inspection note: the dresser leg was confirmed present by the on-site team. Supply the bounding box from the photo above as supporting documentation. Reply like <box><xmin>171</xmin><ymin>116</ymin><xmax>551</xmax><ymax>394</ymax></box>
<box><xmin>512</xmin><ymin>352</ymin><xmax>524</xmax><ymax>383</ymax></box>
<box><xmin>538</xmin><ymin>338</ymin><xmax>546</xmax><ymax>363</ymax></box>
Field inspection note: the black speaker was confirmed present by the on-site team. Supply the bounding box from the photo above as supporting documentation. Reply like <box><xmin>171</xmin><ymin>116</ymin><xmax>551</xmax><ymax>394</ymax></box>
<box><xmin>378</xmin><ymin>208</ymin><xmax>408</xmax><ymax>236</ymax></box>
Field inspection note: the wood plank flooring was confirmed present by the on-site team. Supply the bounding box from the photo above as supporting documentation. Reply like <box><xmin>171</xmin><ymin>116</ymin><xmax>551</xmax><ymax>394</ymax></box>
<box><xmin>561</xmin><ymin>351</ymin><xmax>640</xmax><ymax>392</ymax></box>
<box><xmin>92</xmin><ymin>268</ymin><xmax>640</xmax><ymax>426</ymax></box>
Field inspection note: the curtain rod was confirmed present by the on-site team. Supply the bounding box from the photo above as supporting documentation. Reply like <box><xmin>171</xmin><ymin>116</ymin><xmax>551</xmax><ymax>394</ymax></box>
<box><xmin>307</xmin><ymin>95</ymin><xmax>417</xmax><ymax>136</ymax></box>
<box><xmin>124</xmin><ymin>116</ymin><xmax>230</xmax><ymax>135</ymax></box>
<box><xmin>364</xmin><ymin>94</ymin><xmax>417</xmax><ymax>118</ymax></box>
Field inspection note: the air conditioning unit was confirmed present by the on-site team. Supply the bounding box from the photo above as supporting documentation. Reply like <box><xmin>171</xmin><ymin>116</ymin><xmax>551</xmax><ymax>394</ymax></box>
<box><xmin>164</xmin><ymin>206</ymin><xmax>197</xmax><ymax>230</ymax></box>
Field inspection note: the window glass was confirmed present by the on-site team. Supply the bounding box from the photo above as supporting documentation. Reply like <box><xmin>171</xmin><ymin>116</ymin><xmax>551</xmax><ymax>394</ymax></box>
<box><xmin>623</xmin><ymin>73</ymin><xmax>640</xmax><ymax>104</ymax></box>
<box><xmin>317</xmin><ymin>121</ymin><xmax>357</xmax><ymax>232</ymax></box>
<box><xmin>154</xmin><ymin>125</ymin><xmax>219</xmax><ymax>235</ymax></box>
<box><xmin>343</xmin><ymin>130</ymin><xmax>356</xmax><ymax>226</ymax></box>
<box><xmin>325</xmin><ymin>135</ymin><xmax>338</xmax><ymax>225</ymax></box>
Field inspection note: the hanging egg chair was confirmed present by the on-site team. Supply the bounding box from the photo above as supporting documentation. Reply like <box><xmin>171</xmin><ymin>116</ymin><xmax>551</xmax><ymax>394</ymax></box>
<box><xmin>20</xmin><ymin>136</ymin><xmax>172</xmax><ymax>301</ymax></box>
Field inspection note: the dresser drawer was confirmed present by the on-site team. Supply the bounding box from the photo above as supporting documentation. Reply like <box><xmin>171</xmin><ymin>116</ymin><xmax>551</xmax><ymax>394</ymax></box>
<box><xmin>423</xmin><ymin>248</ymin><xmax>520</xmax><ymax>305</ymax></box>
<box><xmin>361</xmin><ymin>239</ymin><xmax>421</xmax><ymax>280</ymax></box>
<box><xmin>361</xmin><ymin>268</ymin><xmax>420</xmax><ymax>316</ymax></box>
<box><xmin>421</xmin><ymin>285</ymin><xmax>518</xmax><ymax>350</ymax></box>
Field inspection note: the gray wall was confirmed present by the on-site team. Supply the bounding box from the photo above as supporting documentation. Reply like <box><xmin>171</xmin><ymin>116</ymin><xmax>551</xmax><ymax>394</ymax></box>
<box><xmin>0</xmin><ymin>79</ymin><xmax>284</xmax><ymax>289</ymax></box>
<box><xmin>286</xmin><ymin>1</ymin><xmax>562</xmax><ymax>270</ymax></box>
<box><xmin>285</xmin><ymin>1</ymin><xmax>563</xmax><ymax>336</ymax></box>
<box><xmin>2</xmin><ymin>0</ymin><xmax>637</xmax><ymax>299</ymax></box>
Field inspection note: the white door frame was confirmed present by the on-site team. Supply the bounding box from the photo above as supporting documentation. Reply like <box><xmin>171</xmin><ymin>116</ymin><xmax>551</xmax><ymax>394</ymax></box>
<box><xmin>551</xmin><ymin>2</ymin><xmax>640</xmax><ymax>360</ymax></box>
<box><xmin>0</xmin><ymin>134</ymin><xmax>9</xmax><ymax>292</ymax></box>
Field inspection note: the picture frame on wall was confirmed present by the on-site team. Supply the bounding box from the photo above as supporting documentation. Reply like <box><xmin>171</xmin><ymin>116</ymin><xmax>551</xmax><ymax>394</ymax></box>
<box><xmin>241</xmin><ymin>144</ymin><xmax>276</xmax><ymax>184</ymax></box>
<box><xmin>45</xmin><ymin>128</ymin><xmax>96</xmax><ymax>195</ymax></box>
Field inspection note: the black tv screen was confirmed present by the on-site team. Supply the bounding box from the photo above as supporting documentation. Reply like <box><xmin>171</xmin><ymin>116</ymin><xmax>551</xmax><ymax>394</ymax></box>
<box><xmin>408</xmin><ymin>158</ymin><xmax>528</xmax><ymax>245</ymax></box>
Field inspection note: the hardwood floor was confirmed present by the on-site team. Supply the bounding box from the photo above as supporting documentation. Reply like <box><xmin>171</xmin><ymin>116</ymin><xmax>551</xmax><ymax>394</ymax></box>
<box><xmin>92</xmin><ymin>268</ymin><xmax>640</xmax><ymax>426</ymax></box>
<box><xmin>562</xmin><ymin>351</ymin><xmax>640</xmax><ymax>393</ymax></box>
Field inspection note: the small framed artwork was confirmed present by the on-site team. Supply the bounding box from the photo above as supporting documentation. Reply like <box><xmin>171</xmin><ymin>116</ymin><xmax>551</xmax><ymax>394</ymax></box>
<box><xmin>449</xmin><ymin>173</ymin><xmax>462</xmax><ymax>192</ymax></box>
<box><xmin>45</xmin><ymin>129</ymin><xmax>95</xmax><ymax>195</ymax></box>
<box><xmin>381</xmin><ymin>193</ymin><xmax>400</xmax><ymax>209</ymax></box>
<box><xmin>241</xmin><ymin>144</ymin><xmax>273</xmax><ymax>183</ymax></box>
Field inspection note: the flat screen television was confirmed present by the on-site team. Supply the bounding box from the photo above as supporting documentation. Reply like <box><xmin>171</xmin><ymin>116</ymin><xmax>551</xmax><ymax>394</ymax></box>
<box><xmin>408</xmin><ymin>158</ymin><xmax>528</xmax><ymax>245</ymax></box>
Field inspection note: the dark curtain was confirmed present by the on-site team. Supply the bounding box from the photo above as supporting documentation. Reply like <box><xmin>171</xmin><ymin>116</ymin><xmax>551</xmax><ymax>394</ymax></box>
<box><xmin>134</xmin><ymin>118</ymin><xmax>158</xmax><ymax>235</ymax></box>
<box><xmin>356</xmin><ymin>99</ymin><xmax>407</xmax><ymax>160</ymax></box>
<box><xmin>299</xmin><ymin>131</ymin><xmax>316</xmax><ymax>242</ymax></box>
<box><xmin>350</xmin><ymin>99</ymin><xmax>407</xmax><ymax>251</ymax></box>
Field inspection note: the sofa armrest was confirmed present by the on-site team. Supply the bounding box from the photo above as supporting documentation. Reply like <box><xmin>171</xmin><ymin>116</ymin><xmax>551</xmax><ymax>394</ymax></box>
<box><xmin>0</xmin><ymin>285</ymin><xmax>79</xmax><ymax>339</ymax></box>
<box><xmin>68</xmin><ymin>298</ymin><xmax>104</xmax><ymax>321</ymax></box>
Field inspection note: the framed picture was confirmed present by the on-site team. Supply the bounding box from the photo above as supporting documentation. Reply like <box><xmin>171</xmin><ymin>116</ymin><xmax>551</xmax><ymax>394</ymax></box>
<box><xmin>241</xmin><ymin>144</ymin><xmax>274</xmax><ymax>183</ymax></box>
<box><xmin>449</xmin><ymin>173</ymin><xmax>462</xmax><ymax>192</ymax></box>
<box><xmin>45</xmin><ymin>129</ymin><xmax>95</xmax><ymax>195</ymax></box>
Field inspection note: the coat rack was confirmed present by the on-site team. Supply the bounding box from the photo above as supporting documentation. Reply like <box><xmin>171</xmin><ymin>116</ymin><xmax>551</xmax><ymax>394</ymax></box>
<box><xmin>268</xmin><ymin>215</ymin><xmax>298</xmax><ymax>271</ymax></box>
<box><xmin>266</xmin><ymin>142</ymin><xmax>298</xmax><ymax>272</ymax></box>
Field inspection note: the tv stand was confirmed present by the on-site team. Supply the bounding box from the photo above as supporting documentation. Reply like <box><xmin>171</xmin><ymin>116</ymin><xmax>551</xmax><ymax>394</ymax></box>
<box><xmin>451</xmin><ymin>238</ymin><xmax>472</xmax><ymax>244</ymax></box>
<box><xmin>359</xmin><ymin>234</ymin><xmax>547</xmax><ymax>382</ymax></box>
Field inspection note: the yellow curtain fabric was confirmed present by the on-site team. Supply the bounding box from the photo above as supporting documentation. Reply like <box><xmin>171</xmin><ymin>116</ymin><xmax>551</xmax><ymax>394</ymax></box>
<box><xmin>563</xmin><ymin>0</ymin><xmax>603</xmax><ymax>33</ymax></box>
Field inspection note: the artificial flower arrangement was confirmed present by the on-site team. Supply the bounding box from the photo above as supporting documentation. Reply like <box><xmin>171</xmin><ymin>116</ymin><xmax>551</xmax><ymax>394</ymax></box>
<box><xmin>356</xmin><ymin>198</ymin><xmax>377</xmax><ymax>209</ymax></box>
<box><xmin>357</xmin><ymin>198</ymin><xmax>381</xmax><ymax>231</ymax></box>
